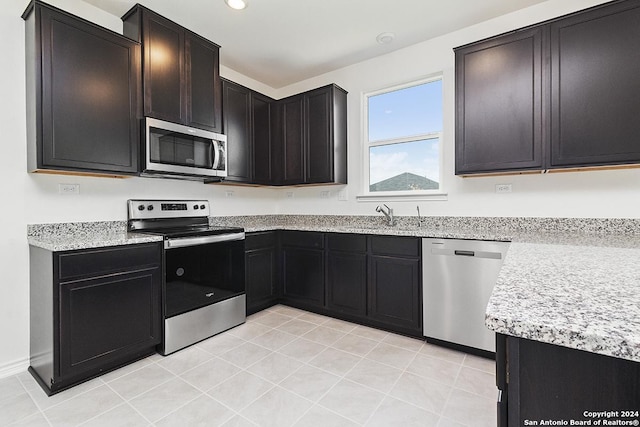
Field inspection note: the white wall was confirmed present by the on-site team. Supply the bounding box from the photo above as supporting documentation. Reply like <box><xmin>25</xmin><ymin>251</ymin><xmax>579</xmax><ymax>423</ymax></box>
<box><xmin>272</xmin><ymin>0</ymin><xmax>640</xmax><ymax>218</ymax></box>
<box><xmin>2</xmin><ymin>0</ymin><xmax>639</xmax><ymax>375</ymax></box>
<box><xmin>0</xmin><ymin>0</ymin><xmax>279</xmax><ymax>377</ymax></box>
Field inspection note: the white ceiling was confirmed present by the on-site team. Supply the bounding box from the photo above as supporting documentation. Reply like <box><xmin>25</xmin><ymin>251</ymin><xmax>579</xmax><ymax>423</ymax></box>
<box><xmin>84</xmin><ymin>0</ymin><xmax>548</xmax><ymax>89</ymax></box>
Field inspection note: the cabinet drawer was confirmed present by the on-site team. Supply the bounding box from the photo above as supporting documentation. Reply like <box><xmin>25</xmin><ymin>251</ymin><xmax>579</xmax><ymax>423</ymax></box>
<box><xmin>370</xmin><ymin>236</ymin><xmax>420</xmax><ymax>258</ymax></box>
<box><xmin>327</xmin><ymin>233</ymin><xmax>366</xmax><ymax>252</ymax></box>
<box><xmin>245</xmin><ymin>231</ymin><xmax>276</xmax><ymax>251</ymax></box>
<box><xmin>280</xmin><ymin>231</ymin><xmax>324</xmax><ymax>249</ymax></box>
<box><xmin>58</xmin><ymin>243</ymin><xmax>161</xmax><ymax>281</ymax></box>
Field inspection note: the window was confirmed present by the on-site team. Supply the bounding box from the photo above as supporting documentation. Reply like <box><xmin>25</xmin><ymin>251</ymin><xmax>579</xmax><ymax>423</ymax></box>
<box><xmin>363</xmin><ymin>77</ymin><xmax>443</xmax><ymax>197</ymax></box>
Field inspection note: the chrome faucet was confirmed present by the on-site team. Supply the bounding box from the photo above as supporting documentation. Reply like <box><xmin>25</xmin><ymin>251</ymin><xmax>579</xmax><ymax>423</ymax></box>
<box><xmin>376</xmin><ymin>204</ymin><xmax>396</xmax><ymax>226</ymax></box>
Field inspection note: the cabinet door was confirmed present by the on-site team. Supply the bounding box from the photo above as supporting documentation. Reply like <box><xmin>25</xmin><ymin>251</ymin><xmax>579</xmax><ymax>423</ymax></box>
<box><xmin>58</xmin><ymin>267</ymin><xmax>161</xmax><ymax>380</ymax></box>
<box><xmin>141</xmin><ymin>10</ymin><xmax>185</xmax><ymax>123</ymax></box>
<box><xmin>327</xmin><ymin>233</ymin><xmax>367</xmax><ymax>316</ymax></box>
<box><xmin>549</xmin><ymin>1</ymin><xmax>640</xmax><ymax>168</ymax></box>
<box><xmin>455</xmin><ymin>27</ymin><xmax>544</xmax><ymax>174</ymax></box>
<box><xmin>327</xmin><ymin>251</ymin><xmax>367</xmax><ymax>317</ymax></box>
<box><xmin>507</xmin><ymin>336</ymin><xmax>640</xmax><ymax>425</ymax></box>
<box><xmin>368</xmin><ymin>255</ymin><xmax>421</xmax><ymax>333</ymax></box>
<box><xmin>280</xmin><ymin>95</ymin><xmax>305</xmax><ymax>184</ymax></box>
<box><xmin>282</xmin><ymin>247</ymin><xmax>324</xmax><ymax>307</ymax></box>
<box><xmin>252</xmin><ymin>92</ymin><xmax>274</xmax><ymax>184</ymax></box>
<box><xmin>222</xmin><ymin>80</ymin><xmax>252</xmax><ymax>182</ymax></box>
<box><xmin>305</xmin><ymin>87</ymin><xmax>332</xmax><ymax>183</ymax></box>
<box><xmin>245</xmin><ymin>232</ymin><xmax>278</xmax><ymax>314</ymax></box>
<box><xmin>281</xmin><ymin>234</ymin><xmax>324</xmax><ymax>307</ymax></box>
<box><xmin>36</xmin><ymin>5</ymin><xmax>140</xmax><ymax>174</ymax></box>
<box><xmin>186</xmin><ymin>32</ymin><xmax>221</xmax><ymax>132</ymax></box>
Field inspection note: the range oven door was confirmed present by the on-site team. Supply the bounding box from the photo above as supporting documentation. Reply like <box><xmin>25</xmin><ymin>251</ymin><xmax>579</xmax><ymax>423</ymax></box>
<box><xmin>163</xmin><ymin>233</ymin><xmax>245</xmax><ymax>319</ymax></box>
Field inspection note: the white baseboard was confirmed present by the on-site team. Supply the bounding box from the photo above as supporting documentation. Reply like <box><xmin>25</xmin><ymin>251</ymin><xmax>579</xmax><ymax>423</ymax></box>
<box><xmin>0</xmin><ymin>357</ymin><xmax>30</xmax><ymax>379</ymax></box>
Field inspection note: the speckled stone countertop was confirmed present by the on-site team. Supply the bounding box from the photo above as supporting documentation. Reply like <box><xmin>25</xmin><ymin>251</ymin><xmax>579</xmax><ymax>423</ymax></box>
<box><xmin>485</xmin><ymin>239</ymin><xmax>640</xmax><ymax>363</ymax></box>
<box><xmin>28</xmin><ymin>215</ymin><xmax>640</xmax><ymax>362</ymax></box>
<box><xmin>27</xmin><ymin>221</ymin><xmax>162</xmax><ymax>251</ymax></box>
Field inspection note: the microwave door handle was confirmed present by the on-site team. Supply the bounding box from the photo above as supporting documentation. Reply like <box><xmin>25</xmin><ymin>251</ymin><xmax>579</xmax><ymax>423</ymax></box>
<box><xmin>212</xmin><ymin>141</ymin><xmax>220</xmax><ymax>169</ymax></box>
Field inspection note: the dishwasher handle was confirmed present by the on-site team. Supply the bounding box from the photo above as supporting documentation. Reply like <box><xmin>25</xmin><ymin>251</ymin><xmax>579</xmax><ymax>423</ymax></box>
<box><xmin>454</xmin><ymin>250</ymin><xmax>475</xmax><ymax>257</ymax></box>
<box><xmin>430</xmin><ymin>247</ymin><xmax>504</xmax><ymax>260</ymax></box>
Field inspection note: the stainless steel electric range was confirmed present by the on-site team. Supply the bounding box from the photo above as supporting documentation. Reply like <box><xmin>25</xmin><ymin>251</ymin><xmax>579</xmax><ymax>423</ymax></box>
<box><xmin>127</xmin><ymin>199</ymin><xmax>245</xmax><ymax>355</ymax></box>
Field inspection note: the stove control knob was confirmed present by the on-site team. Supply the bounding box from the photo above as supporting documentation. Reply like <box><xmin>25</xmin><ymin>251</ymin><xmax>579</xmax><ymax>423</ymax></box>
<box><xmin>193</xmin><ymin>205</ymin><xmax>199</xmax><ymax>210</ymax></box>
<box><xmin>147</xmin><ymin>205</ymin><xmax>154</xmax><ymax>211</ymax></box>
<box><xmin>200</xmin><ymin>204</ymin><xmax>206</xmax><ymax>210</ymax></box>
<box><xmin>137</xmin><ymin>205</ymin><xmax>145</xmax><ymax>211</ymax></box>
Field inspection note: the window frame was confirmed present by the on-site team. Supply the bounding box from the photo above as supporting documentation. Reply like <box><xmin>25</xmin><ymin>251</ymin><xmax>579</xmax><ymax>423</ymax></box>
<box><xmin>358</xmin><ymin>75</ymin><xmax>447</xmax><ymax>202</ymax></box>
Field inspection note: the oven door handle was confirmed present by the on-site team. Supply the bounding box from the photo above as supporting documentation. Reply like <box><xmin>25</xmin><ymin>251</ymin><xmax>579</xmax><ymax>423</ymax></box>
<box><xmin>164</xmin><ymin>232</ymin><xmax>245</xmax><ymax>249</ymax></box>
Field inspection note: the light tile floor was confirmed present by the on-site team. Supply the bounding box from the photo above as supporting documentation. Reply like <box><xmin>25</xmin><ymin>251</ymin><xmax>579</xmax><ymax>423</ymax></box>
<box><xmin>1</xmin><ymin>305</ymin><xmax>497</xmax><ymax>426</ymax></box>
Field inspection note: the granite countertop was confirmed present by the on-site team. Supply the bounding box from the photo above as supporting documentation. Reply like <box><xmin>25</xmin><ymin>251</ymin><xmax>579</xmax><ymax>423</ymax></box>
<box><xmin>485</xmin><ymin>239</ymin><xmax>640</xmax><ymax>363</ymax></box>
<box><xmin>27</xmin><ymin>215</ymin><xmax>640</xmax><ymax>362</ymax></box>
<box><xmin>27</xmin><ymin>221</ymin><xmax>163</xmax><ymax>251</ymax></box>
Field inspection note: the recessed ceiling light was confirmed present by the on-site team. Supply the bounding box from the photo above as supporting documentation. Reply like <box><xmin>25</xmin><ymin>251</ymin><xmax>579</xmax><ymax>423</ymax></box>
<box><xmin>225</xmin><ymin>0</ymin><xmax>247</xmax><ymax>10</ymax></box>
<box><xmin>376</xmin><ymin>32</ymin><xmax>395</xmax><ymax>44</ymax></box>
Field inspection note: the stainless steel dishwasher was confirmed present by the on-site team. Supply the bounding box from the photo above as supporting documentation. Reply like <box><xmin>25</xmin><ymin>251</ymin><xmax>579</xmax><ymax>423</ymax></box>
<box><xmin>423</xmin><ymin>238</ymin><xmax>510</xmax><ymax>354</ymax></box>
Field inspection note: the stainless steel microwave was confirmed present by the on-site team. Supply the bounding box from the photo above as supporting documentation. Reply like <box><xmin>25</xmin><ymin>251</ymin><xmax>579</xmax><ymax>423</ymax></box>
<box><xmin>142</xmin><ymin>117</ymin><xmax>227</xmax><ymax>180</ymax></box>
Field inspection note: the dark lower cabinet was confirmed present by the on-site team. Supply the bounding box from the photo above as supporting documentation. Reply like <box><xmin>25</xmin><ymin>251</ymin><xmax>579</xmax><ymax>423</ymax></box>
<box><xmin>281</xmin><ymin>232</ymin><xmax>325</xmax><ymax>309</ymax></box>
<box><xmin>497</xmin><ymin>333</ymin><xmax>640</xmax><ymax>426</ymax></box>
<box><xmin>327</xmin><ymin>234</ymin><xmax>367</xmax><ymax>317</ymax></box>
<box><xmin>29</xmin><ymin>243</ymin><xmax>162</xmax><ymax>395</ymax></box>
<box><xmin>279</xmin><ymin>231</ymin><xmax>421</xmax><ymax>337</ymax></box>
<box><xmin>368</xmin><ymin>236</ymin><xmax>421</xmax><ymax>335</ymax></box>
<box><xmin>245</xmin><ymin>232</ymin><xmax>279</xmax><ymax>314</ymax></box>
<box><xmin>23</xmin><ymin>1</ymin><xmax>141</xmax><ymax>176</ymax></box>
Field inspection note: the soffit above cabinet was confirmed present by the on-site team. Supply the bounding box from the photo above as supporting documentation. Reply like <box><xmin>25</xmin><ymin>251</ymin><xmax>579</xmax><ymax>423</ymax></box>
<box><xmin>83</xmin><ymin>0</ymin><xmax>547</xmax><ymax>88</ymax></box>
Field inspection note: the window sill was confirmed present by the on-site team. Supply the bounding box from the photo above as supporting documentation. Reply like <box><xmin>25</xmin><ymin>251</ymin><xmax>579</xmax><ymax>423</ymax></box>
<box><xmin>356</xmin><ymin>192</ymin><xmax>448</xmax><ymax>202</ymax></box>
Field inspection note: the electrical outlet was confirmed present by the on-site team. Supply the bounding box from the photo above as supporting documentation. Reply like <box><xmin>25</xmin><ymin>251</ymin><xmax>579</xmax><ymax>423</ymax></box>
<box><xmin>320</xmin><ymin>191</ymin><xmax>330</xmax><ymax>199</ymax></box>
<box><xmin>338</xmin><ymin>189</ymin><xmax>348</xmax><ymax>201</ymax></box>
<box><xmin>59</xmin><ymin>183</ymin><xmax>79</xmax><ymax>195</ymax></box>
<box><xmin>225</xmin><ymin>190</ymin><xmax>234</xmax><ymax>198</ymax></box>
<box><xmin>286</xmin><ymin>191</ymin><xmax>294</xmax><ymax>199</ymax></box>
<box><xmin>495</xmin><ymin>184</ymin><xmax>512</xmax><ymax>194</ymax></box>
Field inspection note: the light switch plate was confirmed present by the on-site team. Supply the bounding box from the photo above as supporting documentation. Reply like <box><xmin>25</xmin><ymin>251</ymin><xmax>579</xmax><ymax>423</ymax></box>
<box><xmin>338</xmin><ymin>189</ymin><xmax>348</xmax><ymax>201</ymax></box>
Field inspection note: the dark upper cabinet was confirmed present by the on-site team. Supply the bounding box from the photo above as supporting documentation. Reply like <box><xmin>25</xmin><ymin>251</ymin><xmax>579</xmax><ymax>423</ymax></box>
<box><xmin>23</xmin><ymin>1</ymin><xmax>141</xmax><ymax>176</ymax></box>
<box><xmin>223</xmin><ymin>79</ymin><xmax>252</xmax><ymax>183</ymax></box>
<box><xmin>29</xmin><ymin>243</ymin><xmax>162</xmax><ymax>395</ymax></box>
<box><xmin>122</xmin><ymin>5</ymin><xmax>221</xmax><ymax>132</ymax></box>
<box><xmin>252</xmin><ymin>92</ymin><xmax>275</xmax><ymax>184</ymax></box>
<box><xmin>245</xmin><ymin>232</ymin><xmax>279</xmax><ymax>314</ymax></box>
<box><xmin>456</xmin><ymin>0</ymin><xmax>640</xmax><ymax>175</ymax></box>
<box><xmin>218</xmin><ymin>81</ymin><xmax>346</xmax><ymax>186</ymax></box>
<box><xmin>455</xmin><ymin>27</ymin><xmax>544</xmax><ymax>174</ymax></box>
<box><xmin>549</xmin><ymin>0</ymin><xmax>640</xmax><ymax>168</ymax></box>
<box><xmin>275</xmin><ymin>84</ymin><xmax>348</xmax><ymax>185</ymax></box>
<box><xmin>279</xmin><ymin>94</ymin><xmax>306</xmax><ymax>185</ymax></box>
<box><xmin>221</xmin><ymin>79</ymin><xmax>275</xmax><ymax>184</ymax></box>
<box><xmin>186</xmin><ymin>32</ymin><xmax>222</xmax><ymax>132</ymax></box>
